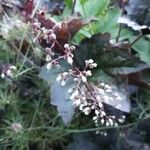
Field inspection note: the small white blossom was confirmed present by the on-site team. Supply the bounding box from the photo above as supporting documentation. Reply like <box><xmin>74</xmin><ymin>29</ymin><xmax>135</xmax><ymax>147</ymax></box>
<box><xmin>105</xmin><ymin>89</ymin><xmax>112</xmax><ymax>93</ymax></box>
<box><xmin>6</xmin><ymin>70</ymin><xmax>12</xmax><ymax>76</ymax></box>
<box><xmin>106</xmin><ymin>121</ymin><xmax>110</xmax><ymax>126</ymax></box>
<box><xmin>98</xmin><ymin>102</ymin><xmax>103</xmax><ymax>108</ymax></box>
<box><xmin>68</xmin><ymin>88</ymin><xmax>73</xmax><ymax>94</ymax></box>
<box><xmin>61</xmin><ymin>80</ymin><xmax>66</xmax><ymax>86</ymax></box>
<box><xmin>79</xmin><ymin>104</ymin><xmax>84</xmax><ymax>111</ymax></box>
<box><xmin>100</xmin><ymin>111</ymin><xmax>106</xmax><ymax>117</ymax></box>
<box><xmin>46</xmin><ymin>55</ymin><xmax>52</xmax><ymax>62</ymax></box>
<box><xmin>85</xmin><ymin>59</ymin><xmax>94</xmax><ymax>65</ymax></box>
<box><xmin>86</xmin><ymin>70</ymin><xmax>92</xmax><ymax>76</ymax></box>
<box><xmin>83</xmin><ymin>107</ymin><xmax>91</xmax><ymax>115</ymax></box>
<box><xmin>95</xmin><ymin>110</ymin><xmax>99</xmax><ymax>116</ymax></box>
<box><xmin>1</xmin><ymin>73</ymin><xmax>5</xmax><ymax>78</ymax></box>
<box><xmin>101</xmin><ymin>119</ymin><xmax>105</xmax><ymax>125</ymax></box>
<box><xmin>56</xmin><ymin>74</ymin><xmax>62</xmax><ymax>82</ymax></box>
<box><xmin>46</xmin><ymin>63</ymin><xmax>52</xmax><ymax>70</ymax></box>
<box><xmin>81</xmin><ymin>75</ymin><xmax>87</xmax><ymax>83</ymax></box>
<box><xmin>67</xmin><ymin>56</ymin><xmax>73</xmax><ymax>65</ymax></box>
<box><xmin>93</xmin><ymin>116</ymin><xmax>98</xmax><ymax>120</ymax></box>
<box><xmin>64</xmin><ymin>44</ymin><xmax>70</xmax><ymax>49</ymax></box>
<box><xmin>50</xmin><ymin>33</ymin><xmax>56</xmax><ymax>40</ymax></box>
<box><xmin>73</xmin><ymin>99</ymin><xmax>81</xmax><ymax>106</ymax></box>
<box><xmin>91</xmin><ymin>105</ymin><xmax>95</xmax><ymax>109</ymax></box>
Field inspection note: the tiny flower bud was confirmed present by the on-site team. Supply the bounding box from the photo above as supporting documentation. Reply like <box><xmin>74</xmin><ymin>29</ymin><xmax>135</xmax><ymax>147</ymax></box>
<box><xmin>67</xmin><ymin>56</ymin><xmax>73</xmax><ymax>65</ymax></box>
<box><xmin>1</xmin><ymin>73</ymin><xmax>5</xmax><ymax>78</ymax></box>
<box><xmin>81</xmin><ymin>75</ymin><xmax>87</xmax><ymax>83</ymax></box>
<box><xmin>46</xmin><ymin>63</ymin><xmax>52</xmax><ymax>70</ymax></box>
<box><xmin>61</xmin><ymin>80</ymin><xmax>66</xmax><ymax>86</ymax></box>
<box><xmin>64</xmin><ymin>44</ymin><xmax>69</xmax><ymax>49</ymax></box>
<box><xmin>86</xmin><ymin>70</ymin><xmax>92</xmax><ymax>76</ymax></box>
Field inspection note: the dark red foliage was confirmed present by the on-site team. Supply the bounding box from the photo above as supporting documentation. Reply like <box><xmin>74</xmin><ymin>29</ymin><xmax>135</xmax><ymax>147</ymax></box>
<box><xmin>22</xmin><ymin>0</ymin><xmax>34</xmax><ymax>16</ymax></box>
<box><xmin>37</xmin><ymin>13</ymin><xmax>56</xmax><ymax>29</ymax></box>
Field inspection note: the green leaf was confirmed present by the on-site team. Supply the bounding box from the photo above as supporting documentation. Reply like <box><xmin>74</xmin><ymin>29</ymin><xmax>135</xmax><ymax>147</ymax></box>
<box><xmin>65</xmin><ymin>0</ymin><xmax>73</xmax><ymax>8</ymax></box>
<box><xmin>131</xmin><ymin>38</ymin><xmax>150</xmax><ymax>64</ymax></box>
<box><xmin>39</xmin><ymin>60</ymin><xmax>74</xmax><ymax>124</ymax></box>
<box><xmin>51</xmin><ymin>81</ymin><xmax>75</xmax><ymax>125</ymax></box>
<box><xmin>75</xmin><ymin>0</ymin><xmax>109</xmax><ymax>17</ymax></box>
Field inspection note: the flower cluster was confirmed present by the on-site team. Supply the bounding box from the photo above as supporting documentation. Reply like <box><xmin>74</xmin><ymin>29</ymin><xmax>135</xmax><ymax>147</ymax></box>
<box><xmin>32</xmin><ymin>21</ymin><xmax>57</xmax><ymax>44</ymax></box>
<box><xmin>46</xmin><ymin>44</ymin><xmax>75</xmax><ymax>70</ymax></box>
<box><xmin>0</xmin><ymin>64</ymin><xmax>16</xmax><ymax>79</ymax></box>
<box><xmin>69</xmin><ymin>82</ymin><xmax>126</xmax><ymax>128</ymax></box>
<box><xmin>40</xmin><ymin>41</ymin><xmax>126</xmax><ymax>132</ymax></box>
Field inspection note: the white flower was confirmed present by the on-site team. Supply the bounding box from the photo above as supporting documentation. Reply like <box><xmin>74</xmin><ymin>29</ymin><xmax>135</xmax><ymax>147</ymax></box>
<box><xmin>106</xmin><ymin>121</ymin><xmax>110</xmax><ymax>126</ymax></box>
<box><xmin>86</xmin><ymin>70</ymin><xmax>92</xmax><ymax>76</ymax></box>
<box><xmin>79</xmin><ymin>104</ymin><xmax>84</xmax><ymax>110</ymax></box>
<box><xmin>118</xmin><ymin>118</ymin><xmax>124</xmax><ymax>123</ymax></box>
<box><xmin>96</xmin><ymin>95</ymin><xmax>101</xmax><ymax>101</ymax></box>
<box><xmin>92</xmin><ymin>63</ymin><xmax>97</xmax><ymax>68</ymax></box>
<box><xmin>83</xmin><ymin>107</ymin><xmax>91</xmax><ymax>115</ymax></box>
<box><xmin>70</xmin><ymin>46</ymin><xmax>75</xmax><ymax>51</ymax></box>
<box><xmin>6</xmin><ymin>70</ymin><xmax>12</xmax><ymax>76</ymax></box>
<box><xmin>114</xmin><ymin>123</ymin><xmax>118</xmax><ymax>127</ymax></box>
<box><xmin>46</xmin><ymin>55</ymin><xmax>51</xmax><ymax>62</ymax></box>
<box><xmin>103</xmin><ymin>132</ymin><xmax>107</xmax><ymax>136</ymax></box>
<box><xmin>62</xmin><ymin>72</ymin><xmax>68</xmax><ymax>77</ymax></box>
<box><xmin>70</xmin><ymin>90</ymin><xmax>79</xmax><ymax>100</ymax></box>
<box><xmin>46</xmin><ymin>63</ymin><xmax>52</xmax><ymax>70</ymax></box>
<box><xmin>50</xmin><ymin>33</ymin><xmax>56</xmax><ymax>40</ymax></box>
<box><xmin>91</xmin><ymin>105</ymin><xmax>95</xmax><ymax>109</ymax></box>
<box><xmin>85</xmin><ymin>59</ymin><xmax>94</xmax><ymax>65</ymax></box>
<box><xmin>1</xmin><ymin>73</ymin><xmax>5</xmax><ymax>78</ymax></box>
<box><xmin>73</xmin><ymin>99</ymin><xmax>81</xmax><ymax>106</ymax></box>
<box><xmin>98</xmin><ymin>89</ymin><xmax>105</xmax><ymax>95</ymax></box>
<box><xmin>61</xmin><ymin>80</ymin><xmax>66</xmax><ymax>86</ymax></box>
<box><xmin>108</xmin><ymin>118</ymin><xmax>113</xmax><ymax>126</ymax></box>
<box><xmin>100</xmin><ymin>83</ymin><xmax>105</xmax><ymax>87</ymax></box>
<box><xmin>67</xmin><ymin>56</ymin><xmax>73</xmax><ymax>65</ymax></box>
<box><xmin>116</xmin><ymin>96</ymin><xmax>122</xmax><ymax>101</ymax></box>
<box><xmin>95</xmin><ymin>110</ymin><xmax>99</xmax><ymax>116</ymax></box>
<box><xmin>105</xmin><ymin>84</ymin><xmax>111</xmax><ymax>89</ymax></box>
<box><xmin>93</xmin><ymin>116</ymin><xmax>98</xmax><ymax>120</ymax></box>
<box><xmin>68</xmin><ymin>88</ymin><xmax>73</xmax><ymax>94</ymax></box>
<box><xmin>64</xmin><ymin>44</ymin><xmax>70</xmax><ymax>49</ymax></box>
<box><xmin>105</xmin><ymin>89</ymin><xmax>112</xmax><ymax>93</ymax></box>
<box><xmin>101</xmin><ymin>119</ymin><xmax>105</xmax><ymax>125</ymax></box>
<box><xmin>56</xmin><ymin>74</ymin><xmax>62</xmax><ymax>82</ymax></box>
<box><xmin>81</xmin><ymin>75</ymin><xmax>87</xmax><ymax>83</ymax></box>
<box><xmin>10</xmin><ymin>66</ymin><xmax>16</xmax><ymax>70</ymax></box>
<box><xmin>100</xmin><ymin>111</ymin><xmax>106</xmax><ymax>117</ymax></box>
<box><xmin>122</xmin><ymin>115</ymin><xmax>126</xmax><ymax>119</ymax></box>
<box><xmin>98</xmin><ymin>102</ymin><xmax>103</xmax><ymax>108</ymax></box>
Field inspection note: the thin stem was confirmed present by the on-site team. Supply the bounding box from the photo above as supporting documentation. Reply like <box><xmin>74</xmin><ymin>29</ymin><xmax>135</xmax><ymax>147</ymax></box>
<box><xmin>129</xmin><ymin>34</ymin><xmax>143</xmax><ymax>47</ymax></box>
<box><xmin>116</xmin><ymin>5</ymin><xmax>125</xmax><ymax>42</ymax></box>
<box><xmin>84</xmin><ymin>83</ymin><xmax>97</xmax><ymax>101</ymax></box>
<box><xmin>116</xmin><ymin>24</ymin><xmax>122</xmax><ymax>42</ymax></box>
<box><xmin>71</xmin><ymin>0</ymin><xmax>77</xmax><ymax>15</ymax></box>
